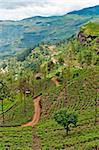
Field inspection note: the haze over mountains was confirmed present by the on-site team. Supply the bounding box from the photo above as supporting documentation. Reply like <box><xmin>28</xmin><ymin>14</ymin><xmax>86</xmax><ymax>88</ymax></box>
<box><xmin>0</xmin><ymin>5</ymin><xmax>99</xmax><ymax>60</ymax></box>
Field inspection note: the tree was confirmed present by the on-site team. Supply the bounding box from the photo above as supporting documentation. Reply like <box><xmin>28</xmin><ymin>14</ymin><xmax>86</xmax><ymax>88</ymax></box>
<box><xmin>83</xmin><ymin>51</ymin><xmax>92</xmax><ymax>66</ymax></box>
<box><xmin>78</xmin><ymin>52</ymin><xmax>83</xmax><ymax>68</ymax></box>
<box><xmin>54</xmin><ymin>109</ymin><xmax>78</xmax><ymax>136</ymax></box>
<box><xmin>19</xmin><ymin>77</ymin><xmax>30</xmax><ymax>115</ymax></box>
<box><xmin>58</xmin><ymin>56</ymin><xmax>64</xmax><ymax>65</ymax></box>
<box><xmin>66</xmin><ymin>40</ymin><xmax>75</xmax><ymax>68</ymax></box>
<box><xmin>48</xmin><ymin>61</ymin><xmax>54</xmax><ymax>72</ymax></box>
<box><xmin>0</xmin><ymin>80</ymin><xmax>10</xmax><ymax>126</ymax></box>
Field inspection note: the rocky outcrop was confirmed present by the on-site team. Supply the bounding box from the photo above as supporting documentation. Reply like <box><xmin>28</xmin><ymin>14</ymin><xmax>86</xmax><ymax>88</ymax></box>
<box><xmin>78</xmin><ymin>31</ymin><xmax>98</xmax><ymax>46</ymax></box>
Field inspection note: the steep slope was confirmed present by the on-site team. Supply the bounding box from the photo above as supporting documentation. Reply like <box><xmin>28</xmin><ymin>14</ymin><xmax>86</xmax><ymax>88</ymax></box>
<box><xmin>0</xmin><ymin>23</ymin><xmax>99</xmax><ymax>149</ymax></box>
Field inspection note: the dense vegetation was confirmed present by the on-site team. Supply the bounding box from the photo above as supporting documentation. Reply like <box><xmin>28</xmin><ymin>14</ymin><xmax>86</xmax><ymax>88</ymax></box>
<box><xmin>0</xmin><ymin>22</ymin><xmax>99</xmax><ymax>149</ymax></box>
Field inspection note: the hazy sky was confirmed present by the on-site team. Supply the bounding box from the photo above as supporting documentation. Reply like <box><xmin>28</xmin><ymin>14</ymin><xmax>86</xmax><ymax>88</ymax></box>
<box><xmin>0</xmin><ymin>0</ymin><xmax>99</xmax><ymax>20</ymax></box>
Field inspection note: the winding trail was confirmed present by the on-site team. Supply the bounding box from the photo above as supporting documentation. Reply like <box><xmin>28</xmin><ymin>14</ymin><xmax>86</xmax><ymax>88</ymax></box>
<box><xmin>22</xmin><ymin>96</ymin><xmax>41</xmax><ymax>127</ymax></box>
<box><xmin>22</xmin><ymin>77</ymin><xmax>59</xmax><ymax>127</ymax></box>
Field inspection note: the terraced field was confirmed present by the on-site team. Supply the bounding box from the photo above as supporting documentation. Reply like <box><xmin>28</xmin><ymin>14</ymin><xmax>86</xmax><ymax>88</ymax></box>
<box><xmin>0</xmin><ymin>24</ymin><xmax>99</xmax><ymax>148</ymax></box>
<box><xmin>0</xmin><ymin>127</ymin><xmax>32</xmax><ymax>150</ymax></box>
<box><xmin>0</xmin><ymin>67</ymin><xmax>99</xmax><ymax>149</ymax></box>
<box><xmin>35</xmin><ymin>68</ymin><xmax>99</xmax><ymax>149</ymax></box>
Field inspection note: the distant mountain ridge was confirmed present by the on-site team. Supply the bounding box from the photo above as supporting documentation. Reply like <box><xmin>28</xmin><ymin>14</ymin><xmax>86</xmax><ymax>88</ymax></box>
<box><xmin>68</xmin><ymin>5</ymin><xmax>99</xmax><ymax>16</ymax></box>
<box><xmin>0</xmin><ymin>5</ymin><xmax>99</xmax><ymax>60</ymax></box>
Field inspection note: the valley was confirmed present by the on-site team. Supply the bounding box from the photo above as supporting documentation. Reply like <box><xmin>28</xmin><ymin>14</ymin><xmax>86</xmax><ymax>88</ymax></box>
<box><xmin>0</xmin><ymin>5</ymin><xmax>99</xmax><ymax>60</ymax></box>
<box><xmin>0</xmin><ymin>5</ymin><xmax>99</xmax><ymax>150</ymax></box>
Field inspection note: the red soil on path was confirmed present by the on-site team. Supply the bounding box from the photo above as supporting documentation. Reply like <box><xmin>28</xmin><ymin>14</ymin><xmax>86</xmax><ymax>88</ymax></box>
<box><xmin>22</xmin><ymin>76</ymin><xmax>59</xmax><ymax>127</ymax></box>
<box><xmin>22</xmin><ymin>96</ymin><xmax>41</xmax><ymax>127</ymax></box>
<box><xmin>51</xmin><ymin>77</ymin><xmax>60</xmax><ymax>86</ymax></box>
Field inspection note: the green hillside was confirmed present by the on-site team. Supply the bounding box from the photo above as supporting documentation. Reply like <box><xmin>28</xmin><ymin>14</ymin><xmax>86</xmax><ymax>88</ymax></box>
<box><xmin>0</xmin><ymin>22</ymin><xmax>99</xmax><ymax>150</ymax></box>
<box><xmin>81</xmin><ymin>22</ymin><xmax>99</xmax><ymax>36</ymax></box>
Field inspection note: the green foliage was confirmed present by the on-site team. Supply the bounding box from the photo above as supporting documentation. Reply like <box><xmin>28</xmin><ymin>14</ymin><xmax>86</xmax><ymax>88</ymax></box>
<box><xmin>54</xmin><ymin>109</ymin><xmax>78</xmax><ymax>135</ymax></box>
<box><xmin>83</xmin><ymin>51</ymin><xmax>92</xmax><ymax>66</ymax></box>
<box><xmin>81</xmin><ymin>22</ymin><xmax>99</xmax><ymax>36</ymax></box>
<box><xmin>0</xmin><ymin>80</ymin><xmax>10</xmax><ymax>100</ymax></box>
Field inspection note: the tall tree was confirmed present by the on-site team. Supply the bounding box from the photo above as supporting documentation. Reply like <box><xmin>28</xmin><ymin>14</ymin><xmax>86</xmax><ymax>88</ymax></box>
<box><xmin>54</xmin><ymin>109</ymin><xmax>78</xmax><ymax>136</ymax></box>
<box><xmin>0</xmin><ymin>80</ymin><xmax>10</xmax><ymax>126</ymax></box>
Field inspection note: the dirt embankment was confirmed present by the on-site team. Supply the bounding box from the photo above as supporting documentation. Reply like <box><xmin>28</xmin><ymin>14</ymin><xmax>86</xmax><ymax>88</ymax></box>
<box><xmin>51</xmin><ymin>77</ymin><xmax>60</xmax><ymax>86</ymax></box>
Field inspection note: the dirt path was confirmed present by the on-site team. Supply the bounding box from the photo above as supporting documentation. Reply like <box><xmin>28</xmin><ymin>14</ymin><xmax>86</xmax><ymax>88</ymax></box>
<box><xmin>22</xmin><ymin>76</ymin><xmax>59</xmax><ymax>127</ymax></box>
<box><xmin>22</xmin><ymin>96</ymin><xmax>41</xmax><ymax>127</ymax></box>
<box><xmin>51</xmin><ymin>77</ymin><xmax>60</xmax><ymax>86</ymax></box>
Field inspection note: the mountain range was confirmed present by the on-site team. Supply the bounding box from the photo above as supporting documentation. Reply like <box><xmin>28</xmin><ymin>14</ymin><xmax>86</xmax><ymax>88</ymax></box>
<box><xmin>0</xmin><ymin>5</ymin><xmax>99</xmax><ymax>60</ymax></box>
